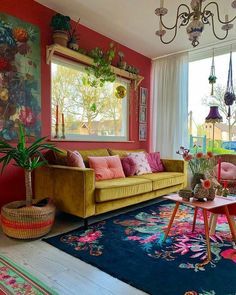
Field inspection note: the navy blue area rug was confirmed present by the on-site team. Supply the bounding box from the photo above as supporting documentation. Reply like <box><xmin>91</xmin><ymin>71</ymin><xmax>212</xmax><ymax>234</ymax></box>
<box><xmin>43</xmin><ymin>200</ymin><xmax>236</xmax><ymax>295</ymax></box>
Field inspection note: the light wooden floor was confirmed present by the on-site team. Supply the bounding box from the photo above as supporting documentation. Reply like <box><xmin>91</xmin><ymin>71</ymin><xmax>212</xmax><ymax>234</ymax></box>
<box><xmin>0</xmin><ymin>200</ymin><xmax>162</xmax><ymax>295</ymax></box>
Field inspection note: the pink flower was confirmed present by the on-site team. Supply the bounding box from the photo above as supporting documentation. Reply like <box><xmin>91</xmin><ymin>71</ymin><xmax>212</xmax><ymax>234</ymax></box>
<box><xmin>201</xmin><ymin>179</ymin><xmax>211</xmax><ymax>189</ymax></box>
<box><xmin>221</xmin><ymin>248</ymin><xmax>236</xmax><ymax>263</ymax></box>
<box><xmin>196</xmin><ymin>152</ymin><xmax>203</xmax><ymax>159</ymax></box>
<box><xmin>19</xmin><ymin>106</ymin><xmax>36</xmax><ymax>127</ymax></box>
<box><xmin>140</xmin><ymin>234</ymin><xmax>158</xmax><ymax>244</ymax></box>
<box><xmin>184</xmin><ymin>154</ymin><xmax>193</xmax><ymax>161</ymax></box>
<box><xmin>127</xmin><ymin>236</ymin><xmax>142</xmax><ymax>241</ymax></box>
<box><xmin>78</xmin><ymin>230</ymin><xmax>102</xmax><ymax>243</ymax></box>
<box><xmin>207</xmin><ymin>151</ymin><xmax>213</xmax><ymax>158</ymax></box>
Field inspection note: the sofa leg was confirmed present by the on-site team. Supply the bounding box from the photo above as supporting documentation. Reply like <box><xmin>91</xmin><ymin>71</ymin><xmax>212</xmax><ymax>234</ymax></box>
<box><xmin>84</xmin><ymin>218</ymin><xmax>88</xmax><ymax>229</ymax></box>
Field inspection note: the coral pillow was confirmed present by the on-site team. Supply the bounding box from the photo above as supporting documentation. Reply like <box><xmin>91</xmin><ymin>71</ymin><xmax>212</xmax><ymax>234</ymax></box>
<box><xmin>88</xmin><ymin>155</ymin><xmax>125</xmax><ymax>181</ymax></box>
<box><xmin>121</xmin><ymin>157</ymin><xmax>137</xmax><ymax>177</ymax></box>
<box><xmin>146</xmin><ymin>152</ymin><xmax>164</xmax><ymax>172</ymax></box>
<box><xmin>128</xmin><ymin>152</ymin><xmax>152</xmax><ymax>175</ymax></box>
<box><xmin>214</xmin><ymin>162</ymin><xmax>236</xmax><ymax>180</ymax></box>
<box><xmin>67</xmin><ymin>150</ymin><xmax>85</xmax><ymax>168</ymax></box>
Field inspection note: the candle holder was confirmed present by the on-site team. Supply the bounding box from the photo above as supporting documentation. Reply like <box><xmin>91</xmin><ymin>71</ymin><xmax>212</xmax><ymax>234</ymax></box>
<box><xmin>54</xmin><ymin>123</ymin><xmax>59</xmax><ymax>138</ymax></box>
<box><xmin>61</xmin><ymin>124</ymin><xmax>65</xmax><ymax>139</ymax></box>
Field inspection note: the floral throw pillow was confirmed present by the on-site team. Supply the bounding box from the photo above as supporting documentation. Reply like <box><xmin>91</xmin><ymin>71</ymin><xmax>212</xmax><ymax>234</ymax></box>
<box><xmin>128</xmin><ymin>152</ymin><xmax>152</xmax><ymax>175</ymax></box>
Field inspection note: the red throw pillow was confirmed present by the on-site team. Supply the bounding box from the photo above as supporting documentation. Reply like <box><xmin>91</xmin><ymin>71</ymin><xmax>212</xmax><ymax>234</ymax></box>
<box><xmin>121</xmin><ymin>156</ymin><xmax>137</xmax><ymax>177</ymax></box>
<box><xmin>146</xmin><ymin>152</ymin><xmax>164</xmax><ymax>172</ymax></box>
<box><xmin>67</xmin><ymin>150</ymin><xmax>85</xmax><ymax>168</ymax></box>
<box><xmin>88</xmin><ymin>155</ymin><xmax>125</xmax><ymax>181</ymax></box>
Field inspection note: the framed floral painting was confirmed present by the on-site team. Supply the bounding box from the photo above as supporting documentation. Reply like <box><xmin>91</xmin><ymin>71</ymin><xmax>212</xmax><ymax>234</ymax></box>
<box><xmin>0</xmin><ymin>13</ymin><xmax>41</xmax><ymax>141</ymax></box>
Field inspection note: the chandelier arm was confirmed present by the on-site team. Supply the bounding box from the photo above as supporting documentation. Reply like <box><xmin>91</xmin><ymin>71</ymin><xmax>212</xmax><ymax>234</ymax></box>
<box><xmin>202</xmin><ymin>2</ymin><xmax>236</xmax><ymax>24</ymax></box>
<box><xmin>210</xmin><ymin>14</ymin><xmax>229</xmax><ymax>41</ymax></box>
<box><xmin>161</xmin><ymin>4</ymin><xmax>191</xmax><ymax>30</ymax></box>
<box><xmin>160</xmin><ymin>27</ymin><xmax>178</xmax><ymax>45</ymax></box>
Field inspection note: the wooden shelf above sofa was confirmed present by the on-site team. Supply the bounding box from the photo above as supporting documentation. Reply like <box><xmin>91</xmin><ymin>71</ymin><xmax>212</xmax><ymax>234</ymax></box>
<box><xmin>46</xmin><ymin>44</ymin><xmax>144</xmax><ymax>90</ymax></box>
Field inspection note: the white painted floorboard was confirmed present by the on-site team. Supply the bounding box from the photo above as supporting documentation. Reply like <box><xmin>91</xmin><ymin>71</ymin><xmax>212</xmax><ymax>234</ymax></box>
<box><xmin>0</xmin><ymin>201</ymin><xmax>158</xmax><ymax>295</ymax></box>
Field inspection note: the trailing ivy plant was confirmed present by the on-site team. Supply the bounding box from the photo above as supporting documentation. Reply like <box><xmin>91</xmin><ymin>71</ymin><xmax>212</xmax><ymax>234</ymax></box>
<box><xmin>85</xmin><ymin>43</ymin><xmax>116</xmax><ymax>88</ymax></box>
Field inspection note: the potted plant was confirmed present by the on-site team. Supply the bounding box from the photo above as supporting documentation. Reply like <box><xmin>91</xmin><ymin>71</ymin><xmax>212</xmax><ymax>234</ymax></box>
<box><xmin>0</xmin><ymin>123</ymin><xmax>59</xmax><ymax>239</ymax></box>
<box><xmin>50</xmin><ymin>13</ymin><xmax>71</xmax><ymax>47</ymax></box>
<box><xmin>86</xmin><ymin>42</ymin><xmax>116</xmax><ymax>87</ymax></box>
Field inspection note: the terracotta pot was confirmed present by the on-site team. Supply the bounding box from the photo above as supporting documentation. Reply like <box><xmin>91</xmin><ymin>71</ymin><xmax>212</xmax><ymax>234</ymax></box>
<box><xmin>52</xmin><ymin>30</ymin><xmax>69</xmax><ymax>47</ymax></box>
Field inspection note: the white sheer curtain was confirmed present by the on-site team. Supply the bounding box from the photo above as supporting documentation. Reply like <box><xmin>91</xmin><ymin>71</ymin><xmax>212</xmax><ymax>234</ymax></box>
<box><xmin>151</xmin><ymin>52</ymin><xmax>189</xmax><ymax>158</ymax></box>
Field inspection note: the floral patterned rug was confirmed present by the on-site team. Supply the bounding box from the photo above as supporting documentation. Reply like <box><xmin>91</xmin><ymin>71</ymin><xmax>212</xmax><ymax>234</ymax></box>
<box><xmin>44</xmin><ymin>200</ymin><xmax>236</xmax><ymax>295</ymax></box>
<box><xmin>0</xmin><ymin>255</ymin><xmax>57</xmax><ymax>295</ymax></box>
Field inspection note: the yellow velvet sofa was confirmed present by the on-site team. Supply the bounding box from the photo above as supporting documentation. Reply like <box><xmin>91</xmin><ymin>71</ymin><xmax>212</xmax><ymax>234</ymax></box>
<box><xmin>34</xmin><ymin>149</ymin><xmax>187</xmax><ymax>225</ymax></box>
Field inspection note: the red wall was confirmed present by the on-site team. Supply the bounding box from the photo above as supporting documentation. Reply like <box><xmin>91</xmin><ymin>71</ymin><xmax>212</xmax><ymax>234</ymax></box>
<box><xmin>0</xmin><ymin>0</ymin><xmax>151</xmax><ymax>207</ymax></box>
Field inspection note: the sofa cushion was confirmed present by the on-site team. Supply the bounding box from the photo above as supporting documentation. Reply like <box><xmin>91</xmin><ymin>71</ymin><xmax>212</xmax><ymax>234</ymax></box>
<box><xmin>44</xmin><ymin>149</ymin><xmax>67</xmax><ymax>166</ymax></box>
<box><xmin>146</xmin><ymin>152</ymin><xmax>165</xmax><ymax>172</ymax></box>
<box><xmin>128</xmin><ymin>152</ymin><xmax>152</xmax><ymax>175</ymax></box>
<box><xmin>108</xmin><ymin>149</ymin><xmax>145</xmax><ymax>157</ymax></box>
<box><xmin>133</xmin><ymin>172</ymin><xmax>185</xmax><ymax>190</ymax></box>
<box><xmin>67</xmin><ymin>150</ymin><xmax>85</xmax><ymax>168</ymax></box>
<box><xmin>121</xmin><ymin>156</ymin><xmax>137</xmax><ymax>177</ymax></box>
<box><xmin>78</xmin><ymin>149</ymin><xmax>110</xmax><ymax>167</ymax></box>
<box><xmin>95</xmin><ymin>177</ymin><xmax>152</xmax><ymax>202</ymax></box>
<box><xmin>89</xmin><ymin>155</ymin><xmax>125</xmax><ymax>181</ymax></box>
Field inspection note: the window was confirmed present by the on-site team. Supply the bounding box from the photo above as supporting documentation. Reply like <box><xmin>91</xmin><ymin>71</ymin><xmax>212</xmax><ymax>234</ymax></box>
<box><xmin>51</xmin><ymin>57</ymin><xmax>130</xmax><ymax>141</ymax></box>
<box><xmin>188</xmin><ymin>49</ymin><xmax>236</xmax><ymax>154</ymax></box>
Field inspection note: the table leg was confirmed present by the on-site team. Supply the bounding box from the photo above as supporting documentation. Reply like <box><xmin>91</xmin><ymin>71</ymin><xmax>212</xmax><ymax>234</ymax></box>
<box><xmin>197</xmin><ymin>208</ymin><xmax>212</xmax><ymax>267</ymax></box>
<box><xmin>224</xmin><ymin>206</ymin><xmax>236</xmax><ymax>242</ymax></box>
<box><xmin>192</xmin><ymin>207</ymin><xmax>198</xmax><ymax>232</ymax></box>
<box><xmin>209</xmin><ymin>214</ymin><xmax>218</xmax><ymax>235</ymax></box>
<box><xmin>163</xmin><ymin>202</ymin><xmax>179</xmax><ymax>242</ymax></box>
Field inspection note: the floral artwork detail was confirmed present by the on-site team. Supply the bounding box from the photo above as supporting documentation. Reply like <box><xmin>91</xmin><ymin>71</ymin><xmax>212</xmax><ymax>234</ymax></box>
<box><xmin>60</xmin><ymin>222</ymin><xmax>105</xmax><ymax>256</ymax></box>
<box><xmin>0</xmin><ymin>13</ymin><xmax>41</xmax><ymax>141</ymax></box>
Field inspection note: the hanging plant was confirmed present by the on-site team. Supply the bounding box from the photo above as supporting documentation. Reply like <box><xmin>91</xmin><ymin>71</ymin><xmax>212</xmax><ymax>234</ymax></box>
<box><xmin>85</xmin><ymin>43</ymin><xmax>116</xmax><ymax>87</ymax></box>
<box><xmin>208</xmin><ymin>50</ymin><xmax>217</xmax><ymax>96</ymax></box>
<box><xmin>224</xmin><ymin>50</ymin><xmax>235</xmax><ymax>118</ymax></box>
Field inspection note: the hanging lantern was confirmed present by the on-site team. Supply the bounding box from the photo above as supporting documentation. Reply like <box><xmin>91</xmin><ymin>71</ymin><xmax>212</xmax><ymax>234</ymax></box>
<box><xmin>208</xmin><ymin>50</ymin><xmax>217</xmax><ymax>96</ymax></box>
<box><xmin>115</xmin><ymin>85</ymin><xmax>126</xmax><ymax>99</ymax></box>
<box><xmin>224</xmin><ymin>50</ymin><xmax>235</xmax><ymax>118</ymax></box>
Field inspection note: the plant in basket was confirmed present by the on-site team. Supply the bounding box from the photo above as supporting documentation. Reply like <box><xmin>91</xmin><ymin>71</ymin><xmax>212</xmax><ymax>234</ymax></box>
<box><xmin>0</xmin><ymin>123</ymin><xmax>60</xmax><ymax>239</ymax></box>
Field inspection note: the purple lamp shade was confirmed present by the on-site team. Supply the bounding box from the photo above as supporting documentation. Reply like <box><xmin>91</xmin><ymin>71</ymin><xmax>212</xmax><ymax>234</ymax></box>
<box><xmin>205</xmin><ymin>106</ymin><xmax>223</xmax><ymax>123</ymax></box>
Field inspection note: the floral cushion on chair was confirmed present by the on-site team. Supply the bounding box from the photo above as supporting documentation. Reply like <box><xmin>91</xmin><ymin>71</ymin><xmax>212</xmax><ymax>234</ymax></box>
<box><xmin>128</xmin><ymin>152</ymin><xmax>152</xmax><ymax>175</ymax></box>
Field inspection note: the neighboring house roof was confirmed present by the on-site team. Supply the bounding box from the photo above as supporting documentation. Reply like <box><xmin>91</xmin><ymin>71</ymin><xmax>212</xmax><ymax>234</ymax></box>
<box><xmin>215</xmin><ymin>123</ymin><xmax>236</xmax><ymax>133</ymax></box>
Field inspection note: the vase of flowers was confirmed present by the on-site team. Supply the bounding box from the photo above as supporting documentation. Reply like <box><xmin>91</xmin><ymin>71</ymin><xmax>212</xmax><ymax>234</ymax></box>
<box><xmin>177</xmin><ymin>146</ymin><xmax>215</xmax><ymax>190</ymax></box>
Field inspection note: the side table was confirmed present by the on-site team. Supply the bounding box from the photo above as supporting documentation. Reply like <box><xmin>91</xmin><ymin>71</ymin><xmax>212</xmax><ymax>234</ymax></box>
<box><xmin>163</xmin><ymin>194</ymin><xmax>236</xmax><ymax>266</ymax></box>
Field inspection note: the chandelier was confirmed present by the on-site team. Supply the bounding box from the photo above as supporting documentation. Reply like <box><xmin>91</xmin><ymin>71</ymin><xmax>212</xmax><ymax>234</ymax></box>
<box><xmin>155</xmin><ymin>0</ymin><xmax>236</xmax><ymax>47</ymax></box>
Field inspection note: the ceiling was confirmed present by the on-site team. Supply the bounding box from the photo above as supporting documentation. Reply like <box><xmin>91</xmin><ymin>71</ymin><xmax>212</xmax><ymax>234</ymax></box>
<box><xmin>36</xmin><ymin>0</ymin><xmax>236</xmax><ymax>58</ymax></box>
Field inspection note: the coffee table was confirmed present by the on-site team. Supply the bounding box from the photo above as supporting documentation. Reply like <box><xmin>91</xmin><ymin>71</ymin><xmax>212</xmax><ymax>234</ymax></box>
<box><xmin>163</xmin><ymin>194</ymin><xmax>236</xmax><ymax>265</ymax></box>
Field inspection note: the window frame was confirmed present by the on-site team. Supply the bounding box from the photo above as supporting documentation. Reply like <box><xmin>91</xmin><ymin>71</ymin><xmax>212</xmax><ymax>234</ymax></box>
<box><xmin>51</xmin><ymin>56</ymin><xmax>130</xmax><ymax>142</ymax></box>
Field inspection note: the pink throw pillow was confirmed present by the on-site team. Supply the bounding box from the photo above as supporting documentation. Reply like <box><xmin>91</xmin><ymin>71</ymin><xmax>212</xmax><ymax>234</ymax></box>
<box><xmin>67</xmin><ymin>150</ymin><xmax>85</xmax><ymax>168</ymax></box>
<box><xmin>121</xmin><ymin>157</ymin><xmax>137</xmax><ymax>177</ymax></box>
<box><xmin>128</xmin><ymin>152</ymin><xmax>152</xmax><ymax>175</ymax></box>
<box><xmin>214</xmin><ymin>162</ymin><xmax>236</xmax><ymax>180</ymax></box>
<box><xmin>88</xmin><ymin>155</ymin><xmax>125</xmax><ymax>181</ymax></box>
<box><xmin>146</xmin><ymin>152</ymin><xmax>164</xmax><ymax>172</ymax></box>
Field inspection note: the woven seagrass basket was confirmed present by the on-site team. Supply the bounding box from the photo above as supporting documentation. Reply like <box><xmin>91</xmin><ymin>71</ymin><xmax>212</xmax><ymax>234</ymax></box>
<box><xmin>1</xmin><ymin>200</ymin><xmax>55</xmax><ymax>239</ymax></box>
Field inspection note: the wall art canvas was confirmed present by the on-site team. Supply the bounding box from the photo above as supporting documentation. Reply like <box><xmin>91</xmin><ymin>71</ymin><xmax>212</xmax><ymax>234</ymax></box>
<box><xmin>0</xmin><ymin>13</ymin><xmax>41</xmax><ymax>141</ymax></box>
